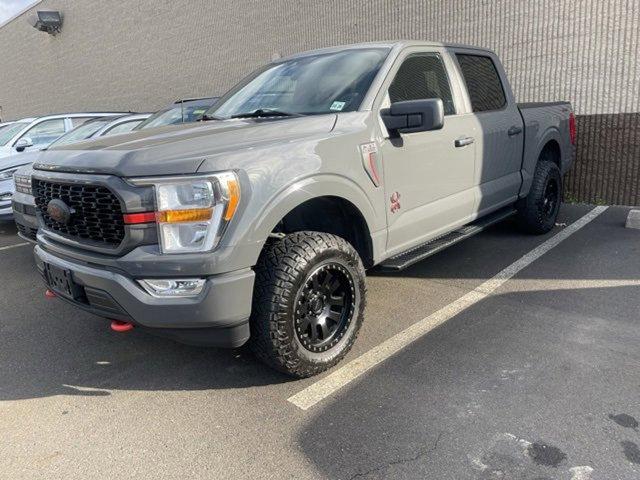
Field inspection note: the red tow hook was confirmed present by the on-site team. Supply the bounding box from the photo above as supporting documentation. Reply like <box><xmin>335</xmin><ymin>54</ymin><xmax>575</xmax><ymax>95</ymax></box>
<box><xmin>110</xmin><ymin>320</ymin><xmax>134</xmax><ymax>333</ymax></box>
<box><xmin>45</xmin><ymin>289</ymin><xmax>56</xmax><ymax>299</ymax></box>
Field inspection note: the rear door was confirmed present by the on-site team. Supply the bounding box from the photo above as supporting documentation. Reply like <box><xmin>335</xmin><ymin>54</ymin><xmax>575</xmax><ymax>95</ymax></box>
<box><xmin>376</xmin><ymin>48</ymin><xmax>477</xmax><ymax>255</ymax></box>
<box><xmin>454</xmin><ymin>51</ymin><xmax>524</xmax><ymax>216</ymax></box>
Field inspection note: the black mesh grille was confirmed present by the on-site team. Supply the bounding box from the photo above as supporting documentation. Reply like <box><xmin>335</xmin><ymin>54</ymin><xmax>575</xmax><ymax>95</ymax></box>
<box><xmin>33</xmin><ymin>179</ymin><xmax>125</xmax><ymax>246</ymax></box>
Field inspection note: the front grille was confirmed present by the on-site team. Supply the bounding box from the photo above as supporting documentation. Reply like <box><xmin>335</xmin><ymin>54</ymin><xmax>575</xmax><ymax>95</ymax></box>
<box><xmin>33</xmin><ymin>179</ymin><xmax>125</xmax><ymax>246</ymax></box>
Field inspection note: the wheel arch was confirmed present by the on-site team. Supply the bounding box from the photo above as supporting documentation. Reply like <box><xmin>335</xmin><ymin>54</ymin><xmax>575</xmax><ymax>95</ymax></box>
<box><xmin>248</xmin><ymin>175</ymin><xmax>382</xmax><ymax>268</ymax></box>
<box><xmin>520</xmin><ymin>127</ymin><xmax>564</xmax><ymax>197</ymax></box>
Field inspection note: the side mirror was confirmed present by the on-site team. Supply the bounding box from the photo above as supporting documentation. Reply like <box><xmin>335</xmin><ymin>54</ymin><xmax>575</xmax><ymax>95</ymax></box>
<box><xmin>15</xmin><ymin>137</ymin><xmax>34</xmax><ymax>152</ymax></box>
<box><xmin>380</xmin><ymin>99</ymin><xmax>444</xmax><ymax>137</ymax></box>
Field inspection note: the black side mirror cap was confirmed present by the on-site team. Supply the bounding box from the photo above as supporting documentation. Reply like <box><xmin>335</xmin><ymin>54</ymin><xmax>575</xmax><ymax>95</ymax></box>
<box><xmin>380</xmin><ymin>98</ymin><xmax>444</xmax><ymax>136</ymax></box>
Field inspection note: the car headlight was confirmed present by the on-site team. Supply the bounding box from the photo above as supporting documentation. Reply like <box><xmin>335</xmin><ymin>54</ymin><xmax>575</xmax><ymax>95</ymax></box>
<box><xmin>14</xmin><ymin>173</ymin><xmax>32</xmax><ymax>194</ymax></box>
<box><xmin>0</xmin><ymin>167</ymin><xmax>21</xmax><ymax>181</ymax></box>
<box><xmin>128</xmin><ymin>172</ymin><xmax>240</xmax><ymax>254</ymax></box>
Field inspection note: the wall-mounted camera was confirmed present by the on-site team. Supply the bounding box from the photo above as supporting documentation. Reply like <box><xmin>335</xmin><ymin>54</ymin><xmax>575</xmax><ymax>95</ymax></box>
<box><xmin>27</xmin><ymin>11</ymin><xmax>63</xmax><ymax>35</ymax></box>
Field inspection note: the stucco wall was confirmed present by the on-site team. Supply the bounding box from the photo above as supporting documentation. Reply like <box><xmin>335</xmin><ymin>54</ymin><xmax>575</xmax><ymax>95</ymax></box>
<box><xmin>0</xmin><ymin>0</ymin><xmax>638</xmax><ymax>204</ymax></box>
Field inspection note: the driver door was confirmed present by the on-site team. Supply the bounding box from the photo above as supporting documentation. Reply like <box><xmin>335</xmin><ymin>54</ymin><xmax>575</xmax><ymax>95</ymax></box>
<box><xmin>377</xmin><ymin>49</ymin><xmax>477</xmax><ymax>256</ymax></box>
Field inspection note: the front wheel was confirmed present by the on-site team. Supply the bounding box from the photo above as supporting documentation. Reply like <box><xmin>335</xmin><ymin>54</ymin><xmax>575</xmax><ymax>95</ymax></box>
<box><xmin>249</xmin><ymin>231</ymin><xmax>366</xmax><ymax>378</ymax></box>
<box><xmin>516</xmin><ymin>160</ymin><xmax>562</xmax><ymax>234</ymax></box>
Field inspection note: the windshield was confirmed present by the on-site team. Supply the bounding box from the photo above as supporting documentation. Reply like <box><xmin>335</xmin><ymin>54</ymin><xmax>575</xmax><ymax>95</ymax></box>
<box><xmin>0</xmin><ymin>122</ymin><xmax>29</xmax><ymax>146</ymax></box>
<box><xmin>206</xmin><ymin>48</ymin><xmax>389</xmax><ymax>119</ymax></box>
<box><xmin>135</xmin><ymin>103</ymin><xmax>212</xmax><ymax>129</ymax></box>
<box><xmin>47</xmin><ymin>119</ymin><xmax>111</xmax><ymax>148</ymax></box>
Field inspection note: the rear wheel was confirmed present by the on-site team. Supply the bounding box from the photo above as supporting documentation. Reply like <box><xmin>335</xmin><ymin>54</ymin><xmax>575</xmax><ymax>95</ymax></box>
<box><xmin>516</xmin><ymin>159</ymin><xmax>562</xmax><ymax>234</ymax></box>
<box><xmin>249</xmin><ymin>231</ymin><xmax>366</xmax><ymax>378</ymax></box>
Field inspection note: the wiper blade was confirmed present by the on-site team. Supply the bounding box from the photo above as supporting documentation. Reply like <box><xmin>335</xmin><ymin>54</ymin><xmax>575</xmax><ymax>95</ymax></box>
<box><xmin>230</xmin><ymin>109</ymin><xmax>301</xmax><ymax>119</ymax></box>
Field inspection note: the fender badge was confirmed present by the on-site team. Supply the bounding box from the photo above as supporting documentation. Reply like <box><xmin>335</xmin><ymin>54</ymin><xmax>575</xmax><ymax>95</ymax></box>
<box><xmin>390</xmin><ymin>191</ymin><xmax>401</xmax><ymax>213</ymax></box>
<box><xmin>360</xmin><ymin>142</ymin><xmax>381</xmax><ymax>187</ymax></box>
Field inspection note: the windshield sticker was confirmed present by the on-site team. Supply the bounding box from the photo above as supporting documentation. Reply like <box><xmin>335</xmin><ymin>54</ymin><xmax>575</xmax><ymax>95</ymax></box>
<box><xmin>330</xmin><ymin>101</ymin><xmax>346</xmax><ymax>111</ymax></box>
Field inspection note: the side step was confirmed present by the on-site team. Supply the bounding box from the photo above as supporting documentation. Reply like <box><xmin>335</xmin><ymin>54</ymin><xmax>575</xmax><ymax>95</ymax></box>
<box><xmin>379</xmin><ymin>207</ymin><xmax>517</xmax><ymax>271</ymax></box>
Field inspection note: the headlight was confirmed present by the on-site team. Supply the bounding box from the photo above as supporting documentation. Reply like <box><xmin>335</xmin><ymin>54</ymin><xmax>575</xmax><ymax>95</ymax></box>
<box><xmin>0</xmin><ymin>167</ymin><xmax>21</xmax><ymax>181</ymax></box>
<box><xmin>14</xmin><ymin>174</ymin><xmax>32</xmax><ymax>194</ymax></box>
<box><xmin>128</xmin><ymin>172</ymin><xmax>240</xmax><ymax>254</ymax></box>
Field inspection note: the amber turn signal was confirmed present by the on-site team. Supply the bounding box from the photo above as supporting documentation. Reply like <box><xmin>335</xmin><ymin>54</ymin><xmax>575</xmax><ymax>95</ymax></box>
<box><xmin>224</xmin><ymin>177</ymin><xmax>240</xmax><ymax>221</ymax></box>
<box><xmin>157</xmin><ymin>208</ymin><xmax>213</xmax><ymax>223</ymax></box>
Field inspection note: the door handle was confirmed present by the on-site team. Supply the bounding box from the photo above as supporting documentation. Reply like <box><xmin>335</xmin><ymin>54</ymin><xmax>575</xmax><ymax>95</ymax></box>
<box><xmin>508</xmin><ymin>126</ymin><xmax>523</xmax><ymax>136</ymax></box>
<box><xmin>454</xmin><ymin>136</ymin><xmax>475</xmax><ymax>148</ymax></box>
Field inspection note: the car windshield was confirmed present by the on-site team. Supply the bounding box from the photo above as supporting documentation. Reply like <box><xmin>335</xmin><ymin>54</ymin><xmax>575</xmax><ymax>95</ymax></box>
<box><xmin>206</xmin><ymin>48</ymin><xmax>390</xmax><ymax>120</ymax></box>
<box><xmin>0</xmin><ymin>122</ymin><xmax>30</xmax><ymax>146</ymax></box>
<box><xmin>47</xmin><ymin>119</ymin><xmax>111</xmax><ymax>148</ymax></box>
<box><xmin>135</xmin><ymin>103</ymin><xmax>213</xmax><ymax>129</ymax></box>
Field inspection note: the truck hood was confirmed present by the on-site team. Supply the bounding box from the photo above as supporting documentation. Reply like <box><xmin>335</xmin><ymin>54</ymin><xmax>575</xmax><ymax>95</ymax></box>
<box><xmin>33</xmin><ymin>115</ymin><xmax>337</xmax><ymax>177</ymax></box>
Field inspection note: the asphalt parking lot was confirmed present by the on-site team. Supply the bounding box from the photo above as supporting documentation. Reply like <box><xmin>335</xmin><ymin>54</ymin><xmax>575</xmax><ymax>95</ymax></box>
<box><xmin>1</xmin><ymin>204</ymin><xmax>639</xmax><ymax>479</ymax></box>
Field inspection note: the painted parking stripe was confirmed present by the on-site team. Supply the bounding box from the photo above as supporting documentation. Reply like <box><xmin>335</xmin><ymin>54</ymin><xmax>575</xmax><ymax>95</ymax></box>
<box><xmin>0</xmin><ymin>242</ymin><xmax>30</xmax><ymax>252</ymax></box>
<box><xmin>288</xmin><ymin>206</ymin><xmax>609</xmax><ymax>410</ymax></box>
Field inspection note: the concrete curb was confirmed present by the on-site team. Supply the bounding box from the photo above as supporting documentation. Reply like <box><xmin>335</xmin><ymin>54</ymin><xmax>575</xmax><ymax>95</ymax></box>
<box><xmin>626</xmin><ymin>210</ymin><xmax>640</xmax><ymax>229</ymax></box>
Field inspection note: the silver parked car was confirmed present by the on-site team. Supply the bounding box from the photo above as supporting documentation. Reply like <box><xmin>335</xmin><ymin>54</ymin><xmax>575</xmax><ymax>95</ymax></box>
<box><xmin>10</xmin><ymin>114</ymin><xmax>150</xmax><ymax>234</ymax></box>
<box><xmin>0</xmin><ymin>112</ymin><xmax>125</xmax><ymax>160</ymax></box>
<box><xmin>133</xmin><ymin>97</ymin><xmax>219</xmax><ymax>130</ymax></box>
<box><xmin>0</xmin><ymin>112</ymin><xmax>125</xmax><ymax>220</ymax></box>
<box><xmin>11</xmin><ymin>99</ymin><xmax>217</xmax><ymax>233</ymax></box>
<box><xmin>0</xmin><ymin>121</ymin><xmax>15</xmax><ymax>133</ymax></box>
<box><xmin>45</xmin><ymin>113</ymin><xmax>151</xmax><ymax>148</ymax></box>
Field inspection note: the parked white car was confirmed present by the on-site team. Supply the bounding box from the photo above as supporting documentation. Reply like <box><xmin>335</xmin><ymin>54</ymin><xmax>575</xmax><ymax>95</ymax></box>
<box><xmin>0</xmin><ymin>112</ymin><xmax>125</xmax><ymax>161</ymax></box>
<box><xmin>0</xmin><ymin>121</ymin><xmax>15</xmax><ymax>132</ymax></box>
<box><xmin>0</xmin><ymin>112</ymin><xmax>125</xmax><ymax>220</ymax></box>
<box><xmin>9</xmin><ymin>113</ymin><xmax>150</xmax><ymax>230</ymax></box>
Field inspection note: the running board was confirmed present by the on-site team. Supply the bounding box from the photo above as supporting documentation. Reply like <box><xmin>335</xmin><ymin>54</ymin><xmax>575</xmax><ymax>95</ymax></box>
<box><xmin>379</xmin><ymin>207</ymin><xmax>517</xmax><ymax>271</ymax></box>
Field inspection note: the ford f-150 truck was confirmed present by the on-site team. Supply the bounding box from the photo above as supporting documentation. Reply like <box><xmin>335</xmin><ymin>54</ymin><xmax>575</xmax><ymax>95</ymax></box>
<box><xmin>30</xmin><ymin>41</ymin><xmax>575</xmax><ymax>377</ymax></box>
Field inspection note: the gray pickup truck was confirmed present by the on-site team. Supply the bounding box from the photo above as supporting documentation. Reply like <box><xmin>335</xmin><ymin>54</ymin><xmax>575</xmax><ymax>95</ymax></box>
<box><xmin>30</xmin><ymin>41</ymin><xmax>574</xmax><ymax>377</ymax></box>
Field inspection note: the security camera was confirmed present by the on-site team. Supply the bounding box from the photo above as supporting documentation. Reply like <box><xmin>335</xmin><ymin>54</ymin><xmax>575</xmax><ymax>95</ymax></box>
<box><xmin>28</xmin><ymin>11</ymin><xmax>63</xmax><ymax>35</ymax></box>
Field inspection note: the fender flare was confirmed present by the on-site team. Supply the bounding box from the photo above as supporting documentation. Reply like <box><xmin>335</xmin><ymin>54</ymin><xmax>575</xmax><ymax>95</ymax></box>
<box><xmin>521</xmin><ymin>126</ymin><xmax>563</xmax><ymax>196</ymax></box>
<box><xmin>246</xmin><ymin>173</ymin><xmax>382</xmax><ymax>258</ymax></box>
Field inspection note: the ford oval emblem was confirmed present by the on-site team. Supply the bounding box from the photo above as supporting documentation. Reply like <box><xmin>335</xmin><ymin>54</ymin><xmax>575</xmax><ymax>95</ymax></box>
<box><xmin>47</xmin><ymin>198</ymin><xmax>72</xmax><ymax>224</ymax></box>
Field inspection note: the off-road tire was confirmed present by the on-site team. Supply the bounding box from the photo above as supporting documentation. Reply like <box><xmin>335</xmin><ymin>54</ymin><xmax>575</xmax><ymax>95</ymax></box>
<box><xmin>249</xmin><ymin>231</ymin><xmax>366</xmax><ymax>378</ymax></box>
<box><xmin>516</xmin><ymin>159</ymin><xmax>562</xmax><ymax>234</ymax></box>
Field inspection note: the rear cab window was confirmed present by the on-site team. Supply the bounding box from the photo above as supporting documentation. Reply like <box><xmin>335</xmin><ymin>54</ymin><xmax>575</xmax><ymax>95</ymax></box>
<box><xmin>455</xmin><ymin>54</ymin><xmax>507</xmax><ymax>112</ymax></box>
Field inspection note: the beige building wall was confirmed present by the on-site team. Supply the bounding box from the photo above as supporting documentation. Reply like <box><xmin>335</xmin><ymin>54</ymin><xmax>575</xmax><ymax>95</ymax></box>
<box><xmin>0</xmin><ymin>0</ymin><xmax>638</xmax><ymax>204</ymax></box>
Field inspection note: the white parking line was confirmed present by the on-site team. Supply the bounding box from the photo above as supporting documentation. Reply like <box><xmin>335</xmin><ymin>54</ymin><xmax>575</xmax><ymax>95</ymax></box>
<box><xmin>0</xmin><ymin>242</ymin><xmax>30</xmax><ymax>252</ymax></box>
<box><xmin>288</xmin><ymin>206</ymin><xmax>609</xmax><ymax>410</ymax></box>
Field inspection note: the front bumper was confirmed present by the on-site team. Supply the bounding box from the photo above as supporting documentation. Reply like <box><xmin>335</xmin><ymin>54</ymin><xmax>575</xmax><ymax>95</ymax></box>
<box><xmin>0</xmin><ymin>177</ymin><xmax>15</xmax><ymax>220</ymax></box>
<box><xmin>34</xmin><ymin>244</ymin><xmax>255</xmax><ymax>347</ymax></box>
<box><xmin>12</xmin><ymin>190</ymin><xmax>38</xmax><ymax>242</ymax></box>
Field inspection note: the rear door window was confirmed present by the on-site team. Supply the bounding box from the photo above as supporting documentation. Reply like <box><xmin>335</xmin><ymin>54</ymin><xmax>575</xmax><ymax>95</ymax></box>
<box><xmin>456</xmin><ymin>54</ymin><xmax>506</xmax><ymax>112</ymax></box>
<box><xmin>388</xmin><ymin>53</ymin><xmax>456</xmax><ymax>115</ymax></box>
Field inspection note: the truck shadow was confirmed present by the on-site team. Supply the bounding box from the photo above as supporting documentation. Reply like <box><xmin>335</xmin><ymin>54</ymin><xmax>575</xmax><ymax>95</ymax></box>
<box><xmin>0</xmin><ymin>326</ymin><xmax>292</xmax><ymax>401</ymax></box>
<box><xmin>0</xmin><ymin>243</ymin><xmax>292</xmax><ymax>401</ymax></box>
